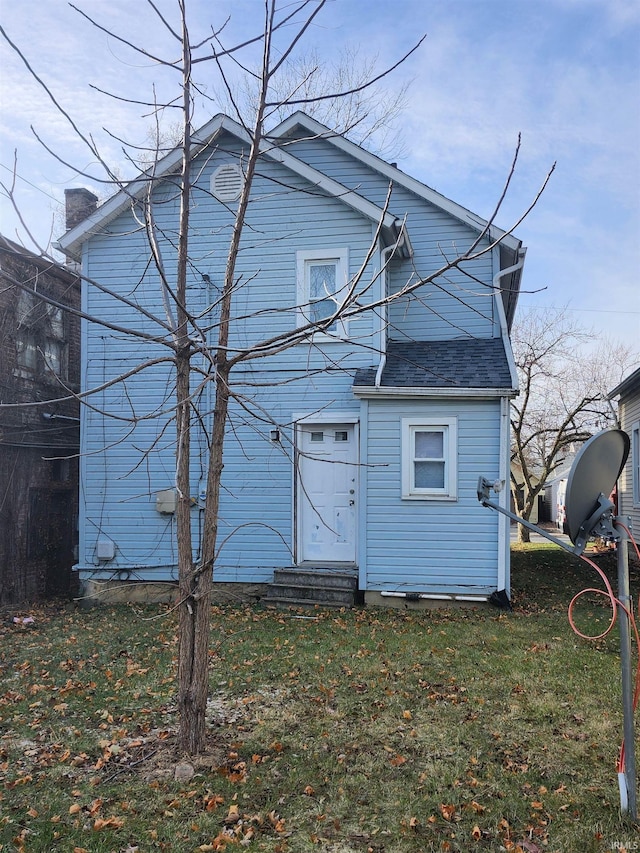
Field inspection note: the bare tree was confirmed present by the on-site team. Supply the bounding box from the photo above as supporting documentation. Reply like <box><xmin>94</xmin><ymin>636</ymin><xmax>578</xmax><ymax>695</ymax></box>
<box><xmin>221</xmin><ymin>44</ymin><xmax>411</xmax><ymax>160</ymax></box>
<box><xmin>510</xmin><ymin>309</ymin><xmax>638</xmax><ymax>543</ymax></box>
<box><xmin>1</xmin><ymin>0</ymin><xmax>552</xmax><ymax>755</ymax></box>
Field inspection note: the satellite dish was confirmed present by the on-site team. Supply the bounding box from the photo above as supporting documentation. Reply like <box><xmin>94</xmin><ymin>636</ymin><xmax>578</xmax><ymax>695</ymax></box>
<box><xmin>565</xmin><ymin>429</ymin><xmax>629</xmax><ymax>547</ymax></box>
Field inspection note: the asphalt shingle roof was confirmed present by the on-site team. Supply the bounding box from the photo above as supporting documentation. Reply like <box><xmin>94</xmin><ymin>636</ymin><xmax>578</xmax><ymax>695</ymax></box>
<box><xmin>353</xmin><ymin>338</ymin><xmax>514</xmax><ymax>389</ymax></box>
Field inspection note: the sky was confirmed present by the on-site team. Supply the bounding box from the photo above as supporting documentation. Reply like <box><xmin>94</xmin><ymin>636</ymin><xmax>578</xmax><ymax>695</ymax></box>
<box><xmin>1</xmin><ymin>0</ymin><xmax>639</xmax><ymax>351</ymax></box>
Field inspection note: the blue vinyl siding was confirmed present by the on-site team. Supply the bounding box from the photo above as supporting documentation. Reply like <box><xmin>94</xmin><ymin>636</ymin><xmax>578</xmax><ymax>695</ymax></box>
<box><xmin>284</xmin><ymin>134</ymin><xmax>496</xmax><ymax>341</ymax></box>
<box><xmin>75</xmin><ymin>119</ymin><xmax>513</xmax><ymax>595</ymax></box>
<box><xmin>76</xmin><ymin>136</ymin><xmax>384</xmax><ymax>581</ymax></box>
<box><xmin>363</xmin><ymin>397</ymin><xmax>501</xmax><ymax>594</ymax></box>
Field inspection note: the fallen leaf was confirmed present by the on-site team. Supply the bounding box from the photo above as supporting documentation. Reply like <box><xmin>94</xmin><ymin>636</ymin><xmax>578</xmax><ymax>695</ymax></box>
<box><xmin>439</xmin><ymin>803</ymin><xmax>456</xmax><ymax>821</ymax></box>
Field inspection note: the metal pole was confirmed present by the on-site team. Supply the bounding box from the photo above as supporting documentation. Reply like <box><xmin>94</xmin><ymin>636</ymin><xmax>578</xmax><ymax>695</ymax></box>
<box><xmin>616</xmin><ymin>521</ymin><xmax>637</xmax><ymax>819</ymax></box>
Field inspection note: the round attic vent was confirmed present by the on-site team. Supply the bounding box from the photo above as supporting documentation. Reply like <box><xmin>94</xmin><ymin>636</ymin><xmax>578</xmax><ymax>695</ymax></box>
<box><xmin>211</xmin><ymin>163</ymin><xmax>243</xmax><ymax>202</ymax></box>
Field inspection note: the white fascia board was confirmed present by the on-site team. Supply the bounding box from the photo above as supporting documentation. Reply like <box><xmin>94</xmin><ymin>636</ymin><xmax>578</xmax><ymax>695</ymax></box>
<box><xmin>352</xmin><ymin>386</ymin><xmax>518</xmax><ymax>399</ymax></box>
<box><xmin>270</xmin><ymin>111</ymin><xmax>522</xmax><ymax>253</ymax></box>
<box><xmin>262</xmin><ymin>144</ymin><xmax>398</xmax><ymax>231</ymax></box>
<box><xmin>59</xmin><ymin>113</ymin><xmax>398</xmax><ymax>259</ymax></box>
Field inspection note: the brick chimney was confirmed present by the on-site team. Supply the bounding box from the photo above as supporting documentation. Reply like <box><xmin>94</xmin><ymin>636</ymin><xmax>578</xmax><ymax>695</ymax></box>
<box><xmin>64</xmin><ymin>188</ymin><xmax>98</xmax><ymax>231</ymax></box>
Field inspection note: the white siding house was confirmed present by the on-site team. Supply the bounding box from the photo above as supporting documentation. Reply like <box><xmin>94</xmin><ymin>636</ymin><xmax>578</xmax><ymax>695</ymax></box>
<box><xmin>609</xmin><ymin>367</ymin><xmax>640</xmax><ymax>537</ymax></box>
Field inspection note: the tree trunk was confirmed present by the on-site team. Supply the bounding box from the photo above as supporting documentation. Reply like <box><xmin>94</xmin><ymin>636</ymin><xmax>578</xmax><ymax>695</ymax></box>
<box><xmin>517</xmin><ymin>525</ymin><xmax>531</xmax><ymax>543</ymax></box>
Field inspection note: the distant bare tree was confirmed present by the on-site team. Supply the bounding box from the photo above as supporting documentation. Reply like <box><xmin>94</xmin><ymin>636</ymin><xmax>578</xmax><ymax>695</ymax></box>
<box><xmin>223</xmin><ymin>44</ymin><xmax>411</xmax><ymax>160</ymax></box>
<box><xmin>510</xmin><ymin>309</ymin><xmax>638</xmax><ymax>542</ymax></box>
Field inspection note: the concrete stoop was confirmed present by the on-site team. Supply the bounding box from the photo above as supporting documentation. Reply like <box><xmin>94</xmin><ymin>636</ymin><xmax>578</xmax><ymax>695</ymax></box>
<box><xmin>262</xmin><ymin>567</ymin><xmax>360</xmax><ymax>609</ymax></box>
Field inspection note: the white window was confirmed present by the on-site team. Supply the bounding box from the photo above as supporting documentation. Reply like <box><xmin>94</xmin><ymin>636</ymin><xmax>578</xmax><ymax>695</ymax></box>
<box><xmin>401</xmin><ymin>418</ymin><xmax>458</xmax><ymax>500</ymax></box>
<box><xmin>632</xmin><ymin>421</ymin><xmax>640</xmax><ymax>508</ymax></box>
<box><xmin>296</xmin><ymin>248</ymin><xmax>348</xmax><ymax>337</ymax></box>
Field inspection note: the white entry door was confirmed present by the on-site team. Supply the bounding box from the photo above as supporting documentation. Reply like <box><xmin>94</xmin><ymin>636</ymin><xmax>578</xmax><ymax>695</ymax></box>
<box><xmin>297</xmin><ymin>423</ymin><xmax>358</xmax><ymax>564</ymax></box>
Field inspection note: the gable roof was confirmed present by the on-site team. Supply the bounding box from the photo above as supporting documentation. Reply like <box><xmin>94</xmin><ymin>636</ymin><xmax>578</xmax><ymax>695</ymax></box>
<box><xmin>56</xmin><ymin>114</ymin><xmax>409</xmax><ymax>261</ymax></box>
<box><xmin>353</xmin><ymin>339</ymin><xmax>516</xmax><ymax>397</ymax></box>
<box><xmin>271</xmin><ymin>113</ymin><xmax>525</xmax><ymax>330</ymax></box>
<box><xmin>609</xmin><ymin>366</ymin><xmax>640</xmax><ymax>401</ymax></box>
<box><xmin>270</xmin><ymin>112</ymin><xmax>523</xmax><ymax>254</ymax></box>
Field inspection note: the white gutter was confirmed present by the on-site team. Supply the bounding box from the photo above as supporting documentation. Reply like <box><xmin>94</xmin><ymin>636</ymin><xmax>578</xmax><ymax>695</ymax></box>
<box><xmin>380</xmin><ymin>591</ymin><xmax>489</xmax><ymax>603</ymax></box>
<box><xmin>492</xmin><ymin>248</ymin><xmax>525</xmax><ymax>595</ymax></box>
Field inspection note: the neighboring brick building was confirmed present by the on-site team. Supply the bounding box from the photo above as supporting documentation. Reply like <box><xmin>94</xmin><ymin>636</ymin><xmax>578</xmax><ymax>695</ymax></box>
<box><xmin>0</xmin><ymin>234</ymin><xmax>82</xmax><ymax>604</ymax></box>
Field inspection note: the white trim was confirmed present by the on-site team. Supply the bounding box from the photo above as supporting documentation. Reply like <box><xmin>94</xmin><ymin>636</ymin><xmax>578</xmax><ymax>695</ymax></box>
<box><xmin>296</xmin><ymin>248</ymin><xmax>349</xmax><ymax>339</ymax></box>
<box><xmin>294</xmin><ymin>416</ymin><xmax>360</xmax><ymax>565</ymax></box>
<box><xmin>353</xmin><ymin>386</ymin><xmax>517</xmax><ymax>399</ymax></box>
<box><xmin>58</xmin><ymin>114</ymin><xmax>400</xmax><ymax>259</ymax></box>
<box><xmin>293</xmin><ymin>410</ymin><xmax>359</xmax><ymax>425</ymax></box>
<box><xmin>632</xmin><ymin>420</ymin><xmax>640</xmax><ymax>508</ymax></box>
<box><xmin>401</xmin><ymin>417</ymin><xmax>458</xmax><ymax>501</ymax></box>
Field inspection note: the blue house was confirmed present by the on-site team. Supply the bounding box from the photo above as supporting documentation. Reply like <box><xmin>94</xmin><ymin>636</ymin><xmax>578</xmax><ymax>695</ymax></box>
<box><xmin>58</xmin><ymin>112</ymin><xmax>524</xmax><ymax>607</ymax></box>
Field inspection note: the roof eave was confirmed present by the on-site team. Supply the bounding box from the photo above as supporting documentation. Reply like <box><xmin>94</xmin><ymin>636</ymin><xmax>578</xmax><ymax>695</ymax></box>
<box><xmin>352</xmin><ymin>385</ymin><xmax>518</xmax><ymax>399</ymax></box>
<box><xmin>57</xmin><ymin>112</ymin><xmax>401</xmax><ymax>259</ymax></box>
<box><xmin>608</xmin><ymin>366</ymin><xmax>640</xmax><ymax>400</ymax></box>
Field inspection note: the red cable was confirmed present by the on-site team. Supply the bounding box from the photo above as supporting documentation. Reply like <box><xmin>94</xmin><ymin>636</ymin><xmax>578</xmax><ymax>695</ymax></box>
<box><xmin>567</xmin><ymin>522</ymin><xmax>640</xmax><ymax>774</ymax></box>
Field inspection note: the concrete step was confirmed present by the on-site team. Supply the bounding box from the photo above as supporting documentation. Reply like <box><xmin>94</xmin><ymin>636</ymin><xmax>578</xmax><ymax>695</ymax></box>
<box><xmin>263</xmin><ymin>567</ymin><xmax>360</xmax><ymax>609</ymax></box>
<box><xmin>273</xmin><ymin>568</ymin><xmax>357</xmax><ymax>590</ymax></box>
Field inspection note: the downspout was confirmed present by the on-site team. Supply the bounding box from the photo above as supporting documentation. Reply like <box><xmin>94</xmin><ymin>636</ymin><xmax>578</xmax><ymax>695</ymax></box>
<box><xmin>492</xmin><ymin>247</ymin><xmax>526</xmax><ymax>596</ymax></box>
<box><xmin>498</xmin><ymin>395</ymin><xmax>510</xmax><ymax>595</ymax></box>
<box><xmin>374</xmin><ymin>243</ymin><xmax>398</xmax><ymax>387</ymax></box>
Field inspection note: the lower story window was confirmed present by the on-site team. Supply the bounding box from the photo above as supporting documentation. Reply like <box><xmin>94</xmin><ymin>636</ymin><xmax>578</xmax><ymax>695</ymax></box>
<box><xmin>401</xmin><ymin>417</ymin><xmax>457</xmax><ymax>500</ymax></box>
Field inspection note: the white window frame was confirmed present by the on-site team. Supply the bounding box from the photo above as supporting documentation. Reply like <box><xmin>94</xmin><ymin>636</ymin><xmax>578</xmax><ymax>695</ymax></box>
<box><xmin>296</xmin><ymin>248</ymin><xmax>349</xmax><ymax>339</ymax></box>
<box><xmin>632</xmin><ymin>420</ymin><xmax>640</xmax><ymax>508</ymax></box>
<box><xmin>401</xmin><ymin>417</ymin><xmax>458</xmax><ymax>500</ymax></box>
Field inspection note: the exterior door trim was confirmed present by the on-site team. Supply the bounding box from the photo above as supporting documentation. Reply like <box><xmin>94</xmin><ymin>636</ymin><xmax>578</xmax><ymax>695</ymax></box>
<box><xmin>293</xmin><ymin>412</ymin><xmax>359</xmax><ymax>565</ymax></box>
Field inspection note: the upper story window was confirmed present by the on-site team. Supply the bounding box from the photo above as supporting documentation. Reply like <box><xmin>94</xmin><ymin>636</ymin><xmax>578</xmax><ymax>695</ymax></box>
<box><xmin>14</xmin><ymin>290</ymin><xmax>68</xmax><ymax>381</ymax></box>
<box><xmin>296</xmin><ymin>248</ymin><xmax>349</xmax><ymax>338</ymax></box>
<box><xmin>401</xmin><ymin>417</ymin><xmax>458</xmax><ymax>500</ymax></box>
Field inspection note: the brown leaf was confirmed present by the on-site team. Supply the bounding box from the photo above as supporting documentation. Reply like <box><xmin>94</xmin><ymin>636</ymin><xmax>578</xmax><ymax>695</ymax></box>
<box><xmin>439</xmin><ymin>803</ymin><xmax>456</xmax><ymax>821</ymax></box>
